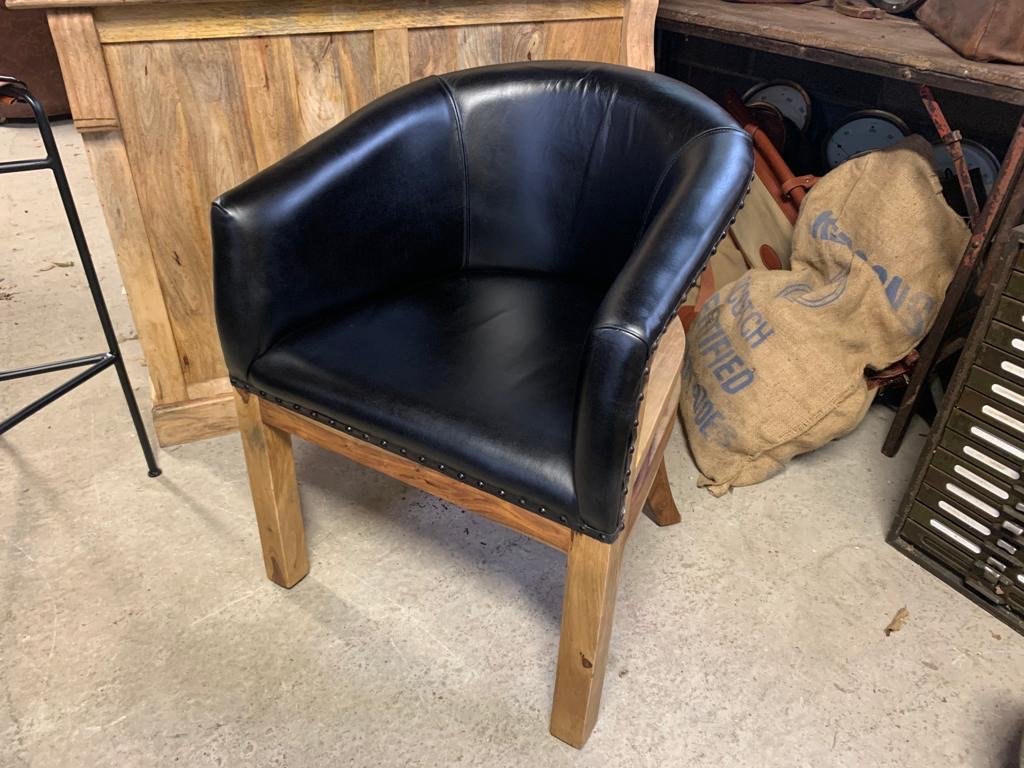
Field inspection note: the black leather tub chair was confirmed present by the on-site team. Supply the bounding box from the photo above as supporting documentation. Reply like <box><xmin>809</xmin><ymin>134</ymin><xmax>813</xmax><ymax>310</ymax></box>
<box><xmin>213</xmin><ymin>61</ymin><xmax>753</xmax><ymax>748</ymax></box>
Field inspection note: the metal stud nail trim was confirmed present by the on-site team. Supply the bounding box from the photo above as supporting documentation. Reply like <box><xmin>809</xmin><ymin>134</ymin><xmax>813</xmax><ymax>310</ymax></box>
<box><xmin>609</xmin><ymin>175</ymin><xmax>753</xmax><ymax>536</ymax></box>
<box><xmin>228</xmin><ymin>378</ymin><xmax>592</xmax><ymax>536</ymax></box>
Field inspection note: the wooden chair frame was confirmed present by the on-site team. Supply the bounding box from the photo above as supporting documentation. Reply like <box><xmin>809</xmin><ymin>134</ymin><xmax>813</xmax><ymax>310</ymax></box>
<box><xmin>232</xmin><ymin>317</ymin><xmax>686</xmax><ymax>749</ymax></box>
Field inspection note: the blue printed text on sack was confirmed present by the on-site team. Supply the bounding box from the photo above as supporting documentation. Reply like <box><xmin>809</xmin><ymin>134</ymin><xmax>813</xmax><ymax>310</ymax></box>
<box><xmin>691</xmin><ymin>276</ymin><xmax>774</xmax><ymax>395</ymax></box>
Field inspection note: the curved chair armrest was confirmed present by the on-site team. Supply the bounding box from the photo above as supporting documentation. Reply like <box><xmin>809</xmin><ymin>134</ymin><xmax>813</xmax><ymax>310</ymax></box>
<box><xmin>213</xmin><ymin>76</ymin><xmax>465</xmax><ymax>380</ymax></box>
<box><xmin>573</xmin><ymin>128</ymin><xmax>754</xmax><ymax>538</ymax></box>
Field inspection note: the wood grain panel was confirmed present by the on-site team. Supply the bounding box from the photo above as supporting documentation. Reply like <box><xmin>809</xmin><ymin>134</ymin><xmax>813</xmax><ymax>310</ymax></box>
<box><xmin>238</xmin><ymin>36</ymin><xmax>305</xmax><ymax>167</ymax></box>
<box><xmin>46</xmin><ymin>10</ymin><xmax>119</xmax><ymax>131</ymax></box>
<box><xmin>290</xmin><ymin>34</ymin><xmax>348</xmax><ymax>142</ymax></box>
<box><xmin>80</xmin><ymin>131</ymin><xmax>189</xmax><ymax>404</ymax></box>
<box><xmin>90</xmin><ymin>0</ymin><xmax>623</xmax><ymax>43</ymax></box>
<box><xmin>335</xmin><ymin>30</ymin><xmax>377</xmax><ymax>113</ymax></box>
<box><xmin>456</xmin><ymin>23</ymin><xmax>502</xmax><ymax>69</ymax></box>
<box><xmin>167</xmin><ymin>39</ymin><xmax>260</xmax><ymax>385</ymax></box>
<box><xmin>621</xmin><ymin>0</ymin><xmax>658</xmax><ymax>69</ymax></box>
<box><xmin>152</xmin><ymin>391</ymin><xmax>238</xmax><ymax>446</ymax></box>
<box><xmin>408</xmin><ymin>26</ymin><xmax>458</xmax><ymax>80</ymax></box>
<box><xmin>372</xmin><ymin>27</ymin><xmax>411</xmax><ymax>96</ymax></box>
<box><xmin>501</xmin><ymin>22</ymin><xmax>543</xmax><ymax>62</ymax></box>
<box><xmin>541</xmin><ymin>17</ymin><xmax>622</xmax><ymax>62</ymax></box>
<box><xmin>186</xmin><ymin>376</ymin><xmax>234</xmax><ymax>400</ymax></box>
<box><xmin>170</xmin><ymin>40</ymin><xmax>259</xmax><ymax>212</ymax></box>
<box><xmin>104</xmin><ymin>41</ymin><xmax>224</xmax><ymax>386</ymax></box>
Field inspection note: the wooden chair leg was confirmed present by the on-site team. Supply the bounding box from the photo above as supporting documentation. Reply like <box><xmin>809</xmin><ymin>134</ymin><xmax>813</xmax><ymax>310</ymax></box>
<box><xmin>550</xmin><ymin>531</ymin><xmax>625</xmax><ymax>748</ymax></box>
<box><xmin>233</xmin><ymin>390</ymin><xmax>309</xmax><ymax>589</ymax></box>
<box><xmin>643</xmin><ymin>459</ymin><xmax>681</xmax><ymax>527</ymax></box>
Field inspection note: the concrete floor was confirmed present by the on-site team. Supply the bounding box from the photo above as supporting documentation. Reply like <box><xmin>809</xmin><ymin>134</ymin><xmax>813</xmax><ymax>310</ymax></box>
<box><xmin>2</xmin><ymin>121</ymin><xmax>1022</xmax><ymax>768</ymax></box>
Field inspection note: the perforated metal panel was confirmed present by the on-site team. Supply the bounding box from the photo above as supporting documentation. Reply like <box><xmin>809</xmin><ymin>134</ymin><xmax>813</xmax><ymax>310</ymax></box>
<box><xmin>891</xmin><ymin>227</ymin><xmax>1024</xmax><ymax>635</ymax></box>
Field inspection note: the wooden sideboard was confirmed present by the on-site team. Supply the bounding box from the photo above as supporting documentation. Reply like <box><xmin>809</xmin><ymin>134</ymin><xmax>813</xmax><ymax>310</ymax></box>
<box><xmin>10</xmin><ymin>0</ymin><xmax>659</xmax><ymax>445</ymax></box>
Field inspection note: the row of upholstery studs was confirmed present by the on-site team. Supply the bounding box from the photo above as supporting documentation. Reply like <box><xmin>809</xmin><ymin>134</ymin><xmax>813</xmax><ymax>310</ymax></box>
<box><xmin>232</xmin><ymin>378</ymin><xmax>616</xmax><ymax>541</ymax></box>
<box><xmin>616</xmin><ymin>174</ymin><xmax>754</xmax><ymax>515</ymax></box>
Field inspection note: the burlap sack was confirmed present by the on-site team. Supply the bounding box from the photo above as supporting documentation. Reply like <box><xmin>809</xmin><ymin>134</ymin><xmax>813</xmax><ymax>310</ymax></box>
<box><xmin>678</xmin><ymin>174</ymin><xmax>793</xmax><ymax>329</ymax></box>
<box><xmin>679</xmin><ymin>136</ymin><xmax>970</xmax><ymax>495</ymax></box>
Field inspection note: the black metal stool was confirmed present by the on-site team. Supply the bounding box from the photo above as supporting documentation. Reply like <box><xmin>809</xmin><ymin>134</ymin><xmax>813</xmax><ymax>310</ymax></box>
<box><xmin>0</xmin><ymin>75</ymin><xmax>160</xmax><ymax>477</ymax></box>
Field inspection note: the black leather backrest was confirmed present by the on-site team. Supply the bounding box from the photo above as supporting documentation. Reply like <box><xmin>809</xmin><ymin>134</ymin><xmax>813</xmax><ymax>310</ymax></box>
<box><xmin>215</xmin><ymin>64</ymin><xmax>743</xmax><ymax>377</ymax></box>
<box><xmin>440</xmin><ymin>63</ymin><xmax>740</xmax><ymax>287</ymax></box>
<box><xmin>213</xmin><ymin>78</ymin><xmax>464</xmax><ymax>377</ymax></box>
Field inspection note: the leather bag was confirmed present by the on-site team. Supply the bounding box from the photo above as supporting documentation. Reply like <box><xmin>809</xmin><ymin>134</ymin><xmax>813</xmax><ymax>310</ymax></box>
<box><xmin>916</xmin><ymin>0</ymin><xmax>1024</xmax><ymax>64</ymax></box>
<box><xmin>0</xmin><ymin>4</ymin><xmax>70</xmax><ymax>120</ymax></box>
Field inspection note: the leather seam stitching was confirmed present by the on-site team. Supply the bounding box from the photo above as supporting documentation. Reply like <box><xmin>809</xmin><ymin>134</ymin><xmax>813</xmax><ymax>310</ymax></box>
<box><xmin>565</xmin><ymin>81</ymin><xmax>615</xmax><ymax>252</ymax></box>
<box><xmin>634</xmin><ymin>126</ymin><xmax>749</xmax><ymax>249</ymax></box>
<box><xmin>591</xmin><ymin>323</ymin><xmax>650</xmax><ymax>354</ymax></box>
<box><xmin>437</xmin><ymin>75</ymin><xmax>471</xmax><ymax>270</ymax></box>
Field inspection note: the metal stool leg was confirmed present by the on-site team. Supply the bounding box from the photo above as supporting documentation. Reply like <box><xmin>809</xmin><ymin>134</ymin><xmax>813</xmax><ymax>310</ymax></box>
<box><xmin>0</xmin><ymin>75</ymin><xmax>161</xmax><ymax>477</ymax></box>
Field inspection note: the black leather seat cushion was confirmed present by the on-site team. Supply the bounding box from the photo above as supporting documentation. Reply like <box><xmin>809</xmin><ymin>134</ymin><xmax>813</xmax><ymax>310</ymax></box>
<box><xmin>214</xmin><ymin>62</ymin><xmax>754</xmax><ymax>540</ymax></box>
<box><xmin>249</xmin><ymin>270</ymin><xmax>605</xmax><ymax>518</ymax></box>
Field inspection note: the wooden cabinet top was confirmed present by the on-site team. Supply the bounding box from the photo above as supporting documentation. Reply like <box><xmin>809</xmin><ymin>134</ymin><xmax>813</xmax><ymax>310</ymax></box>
<box><xmin>10</xmin><ymin>0</ymin><xmax>627</xmax><ymax>7</ymax></box>
<box><xmin>658</xmin><ymin>0</ymin><xmax>1024</xmax><ymax>105</ymax></box>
